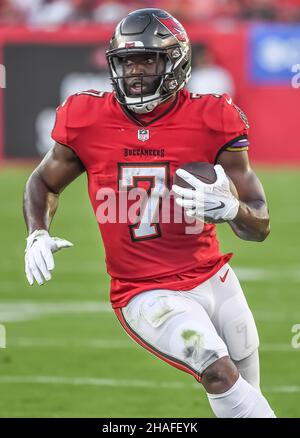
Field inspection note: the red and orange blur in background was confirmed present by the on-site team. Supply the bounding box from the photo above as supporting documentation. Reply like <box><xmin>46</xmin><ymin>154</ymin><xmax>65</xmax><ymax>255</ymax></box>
<box><xmin>0</xmin><ymin>0</ymin><xmax>299</xmax><ymax>164</ymax></box>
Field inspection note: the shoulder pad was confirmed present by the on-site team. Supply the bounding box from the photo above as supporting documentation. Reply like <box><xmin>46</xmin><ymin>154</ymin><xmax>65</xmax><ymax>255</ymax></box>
<box><xmin>203</xmin><ymin>93</ymin><xmax>249</xmax><ymax>134</ymax></box>
<box><xmin>61</xmin><ymin>91</ymin><xmax>106</xmax><ymax>128</ymax></box>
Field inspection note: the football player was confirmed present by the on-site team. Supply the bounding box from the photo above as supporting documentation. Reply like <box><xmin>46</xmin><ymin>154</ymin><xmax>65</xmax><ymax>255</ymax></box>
<box><xmin>23</xmin><ymin>9</ymin><xmax>276</xmax><ymax>418</ymax></box>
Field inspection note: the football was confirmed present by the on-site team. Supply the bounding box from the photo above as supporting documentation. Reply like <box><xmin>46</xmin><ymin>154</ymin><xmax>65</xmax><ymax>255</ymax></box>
<box><xmin>174</xmin><ymin>162</ymin><xmax>239</xmax><ymax>199</ymax></box>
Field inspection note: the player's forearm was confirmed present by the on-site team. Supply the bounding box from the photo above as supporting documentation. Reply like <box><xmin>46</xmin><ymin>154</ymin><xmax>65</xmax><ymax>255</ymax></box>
<box><xmin>229</xmin><ymin>200</ymin><xmax>270</xmax><ymax>242</ymax></box>
<box><xmin>23</xmin><ymin>170</ymin><xmax>59</xmax><ymax>235</ymax></box>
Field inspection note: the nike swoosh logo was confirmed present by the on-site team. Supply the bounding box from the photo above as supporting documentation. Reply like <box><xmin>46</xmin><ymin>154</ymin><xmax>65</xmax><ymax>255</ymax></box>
<box><xmin>205</xmin><ymin>201</ymin><xmax>225</xmax><ymax>212</ymax></box>
<box><xmin>226</xmin><ymin>97</ymin><xmax>232</xmax><ymax>105</ymax></box>
<box><xmin>220</xmin><ymin>268</ymin><xmax>229</xmax><ymax>283</ymax></box>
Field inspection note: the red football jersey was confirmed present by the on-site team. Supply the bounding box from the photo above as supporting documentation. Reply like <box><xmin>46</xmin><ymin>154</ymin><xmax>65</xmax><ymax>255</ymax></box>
<box><xmin>52</xmin><ymin>88</ymin><xmax>249</xmax><ymax>308</ymax></box>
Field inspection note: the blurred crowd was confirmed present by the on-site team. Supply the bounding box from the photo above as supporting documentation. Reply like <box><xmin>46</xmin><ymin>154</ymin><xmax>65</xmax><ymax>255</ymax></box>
<box><xmin>1</xmin><ymin>0</ymin><xmax>300</xmax><ymax>25</ymax></box>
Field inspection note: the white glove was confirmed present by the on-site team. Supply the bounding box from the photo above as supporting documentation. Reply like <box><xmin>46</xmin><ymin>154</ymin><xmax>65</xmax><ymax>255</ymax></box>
<box><xmin>25</xmin><ymin>229</ymin><xmax>73</xmax><ymax>286</ymax></box>
<box><xmin>172</xmin><ymin>165</ymin><xmax>240</xmax><ymax>222</ymax></box>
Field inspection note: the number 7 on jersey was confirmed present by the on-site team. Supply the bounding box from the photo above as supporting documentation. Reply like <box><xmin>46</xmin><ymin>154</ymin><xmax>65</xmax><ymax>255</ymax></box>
<box><xmin>118</xmin><ymin>163</ymin><xmax>170</xmax><ymax>242</ymax></box>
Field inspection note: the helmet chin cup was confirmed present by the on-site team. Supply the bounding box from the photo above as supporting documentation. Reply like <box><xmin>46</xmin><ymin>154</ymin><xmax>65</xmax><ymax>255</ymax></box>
<box><xmin>106</xmin><ymin>8</ymin><xmax>191</xmax><ymax>110</ymax></box>
<box><xmin>130</xmin><ymin>100</ymin><xmax>160</xmax><ymax>114</ymax></box>
<box><xmin>121</xmin><ymin>89</ymin><xmax>162</xmax><ymax>114</ymax></box>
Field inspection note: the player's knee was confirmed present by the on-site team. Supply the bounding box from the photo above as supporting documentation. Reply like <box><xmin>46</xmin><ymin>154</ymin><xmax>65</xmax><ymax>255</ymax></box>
<box><xmin>231</xmin><ymin>342</ymin><xmax>259</xmax><ymax>362</ymax></box>
<box><xmin>201</xmin><ymin>356</ymin><xmax>239</xmax><ymax>393</ymax></box>
<box><xmin>223</xmin><ymin>313</ymin><xmax>260</xmax><ymax>362</ymax></box>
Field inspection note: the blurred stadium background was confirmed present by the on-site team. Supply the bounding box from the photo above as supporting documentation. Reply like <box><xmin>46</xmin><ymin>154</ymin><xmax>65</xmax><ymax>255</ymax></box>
<box><xmin>0</xmin><ymin>0</ymin><xmax>300</xmax><ymax>418</ymax></box>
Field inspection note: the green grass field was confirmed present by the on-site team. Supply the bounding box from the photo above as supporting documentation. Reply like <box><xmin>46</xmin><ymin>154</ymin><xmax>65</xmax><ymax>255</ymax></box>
<box><xmin>0</xmin><ymin>166</ymin><xmax>300</xmax><ymax>418</ymax></box>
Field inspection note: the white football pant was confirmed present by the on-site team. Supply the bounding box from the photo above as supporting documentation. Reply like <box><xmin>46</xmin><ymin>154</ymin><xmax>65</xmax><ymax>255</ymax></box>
<box><xmin>115</xmin><ymin>264</ymin><xmax>260</xmax><ymax>386</ymax></box>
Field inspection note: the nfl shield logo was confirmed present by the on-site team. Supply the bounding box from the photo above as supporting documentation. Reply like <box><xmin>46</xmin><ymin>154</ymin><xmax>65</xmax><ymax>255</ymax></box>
<box><xmin>138</xmin><ymin>129</ymin><xmax>149</xmax><ymax>142</ymax></box>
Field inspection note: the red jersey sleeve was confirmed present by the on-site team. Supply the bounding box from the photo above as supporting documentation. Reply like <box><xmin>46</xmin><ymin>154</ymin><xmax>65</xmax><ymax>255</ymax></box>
<box><xmin>51</xmin><ymin>95</ymin><xmax>74</xmax><ymax>148</ymax></box>
<box><xmin>203</xmin><ymin>93</ymin><xmax>250</xmax><ymax>160</ymax></box>
<box><xmin>51</xmin><ymin>90</ymin><xmax>103</xmax><ymax>155</ymax></box>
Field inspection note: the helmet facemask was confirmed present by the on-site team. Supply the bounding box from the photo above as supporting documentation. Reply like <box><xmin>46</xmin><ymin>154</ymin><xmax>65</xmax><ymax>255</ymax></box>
<box><xmin>107</xmin><ymin>49</ymin><xmax>178</xmax><ymax>114</ymax></box>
